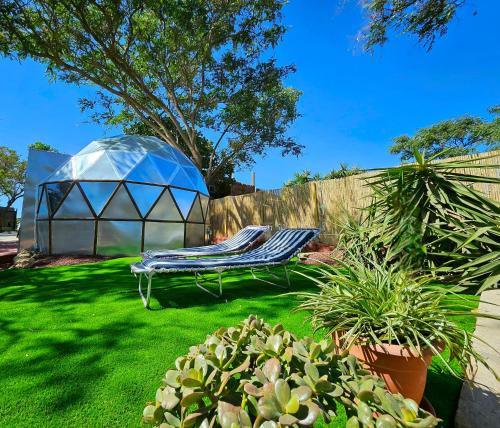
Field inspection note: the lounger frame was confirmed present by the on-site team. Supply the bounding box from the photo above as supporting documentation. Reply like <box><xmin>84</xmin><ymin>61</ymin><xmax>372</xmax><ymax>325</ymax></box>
<box><xmin>132</xmin><ymin>229</ymin><xmax>319</xmax><ymax>308</ymax></box>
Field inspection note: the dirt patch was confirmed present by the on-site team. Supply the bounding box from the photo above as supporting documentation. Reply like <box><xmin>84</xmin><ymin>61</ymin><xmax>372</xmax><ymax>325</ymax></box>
<box><xmin>31</xmin><ymin>255</ymin><xmax>112</xmax><ymax>268</ymax></box>
<box><xmin>298</xmin><ymin>249</ymin><xmax>343</xmax><ymax>265</ymax></box>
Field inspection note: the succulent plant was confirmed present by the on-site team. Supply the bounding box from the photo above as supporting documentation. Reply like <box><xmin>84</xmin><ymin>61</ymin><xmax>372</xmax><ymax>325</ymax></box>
<box><xmin>143</xmin><ymin>315</ymin><xmax>439</xmax><ymax>428</ymax></box>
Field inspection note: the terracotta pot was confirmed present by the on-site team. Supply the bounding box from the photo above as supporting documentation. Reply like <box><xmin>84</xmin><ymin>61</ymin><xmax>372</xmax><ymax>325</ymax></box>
<box><xmin>333</xmin><ymin>333</ymin><xmax>442</xmax><ymax>404</ymax></box>
<box><xmin>346</xmin><ymin>341</ymin><xmax>434</xmax><ymax>404</ymax></box>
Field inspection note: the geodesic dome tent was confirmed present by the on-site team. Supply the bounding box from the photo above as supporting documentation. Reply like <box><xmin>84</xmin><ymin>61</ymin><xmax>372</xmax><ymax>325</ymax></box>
<box><xmin>35</xmin><ymin>135</ymin><xmax>209</xmax><ymax>256</ymax></box>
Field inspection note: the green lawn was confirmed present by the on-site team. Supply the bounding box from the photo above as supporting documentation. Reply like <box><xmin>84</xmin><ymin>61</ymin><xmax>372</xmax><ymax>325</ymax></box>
<box><xmin>0</xmin><ymin>258</ymin><xmax>478</xmax><ymax>427</ymax></box>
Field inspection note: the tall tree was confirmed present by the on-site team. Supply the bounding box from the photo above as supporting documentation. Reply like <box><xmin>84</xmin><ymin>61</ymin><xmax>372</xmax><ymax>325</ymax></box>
<box><xmin>390</xmin><ymin>107</ymin><xmax>500</xmax><ymax>161</ymax></box>
<box><xmin>0</xmin><ymin>0</ymin><xmax>302</xmax><ymax>183</ymax></box>
<box><xmin>0</xmin><ymin>146</ymin><xmax>26</xmax><ymax>207</ymax></box>
<box><xmin>361</xmin><ymin>0</ymin><xmax>472</xmax><ymax>51</ymax></box>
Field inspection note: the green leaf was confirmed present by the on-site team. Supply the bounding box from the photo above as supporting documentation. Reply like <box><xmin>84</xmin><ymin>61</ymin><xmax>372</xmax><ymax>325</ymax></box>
<box><xmin>357</xmin><ymin>401</ymin><xmax>373</xmax><ymax>425</ymax></box>
<box><xmin>262</xmin><ymin>358</ymin><xmax>281</xmax><ymax>382</ymax></box>
<box><xmin>279</xmin><ymin>413</ymin><xmax>299</xmax><ymax>426</ymax></box>
<box><xmin>165</xmin><ymin>370</ymin><xmax>180</xmax><ymax>388</ymax></box>
<box><xmin>258</xmin><ymin>396</ymin><xmax>281</xmax><ymax>420</ymax></box>
<box><xmin>164</xmin><ymin>411</ymin><xmax>181</xmax><ymax>427</ymax></box>
<box><xmin>244</xmin><ymin>383</ymin><xmax>263</xmax><ymax>397</ymax></box>
<box><xmin>182</xmin><ymin>377</ymin><xmax>202</xmax><ymax>388</ymax></box>
<box><xmin>375</xmin><ymin>414</ymin><xmax>397</xmax><ymax>428</ymax></box>
<box><xmin>266</xmin><ymin>335</ymin><xmax>283</xmax><ymax>354</ymax></box>
<box><xmin>275</xmin><ymin>379</ymin><xmax>291</xmax><ymax>407</ymax></box>
<box><xmin>304</xmin><ymin>363</ymin><xmax>319</xmax><ymax>382</ymax></box>
<box><xmin>346</xmin><ymin>416</ymin><xmax>360</xmax><ymax>428</ymax></box>
<box><xmin>285</xmin><ymin>394</ymin><xmax>299</xmax><ymax>414</ymax></box>
<box><xmin>180</xmin><ymin>392</ymin><xmax>205</xmax><ymax>407</ymax></box>
<box><xmin>291</xmin><ymin>386</ymin><xmax>312</xmax><ymax>401</ymax></box>
<box><xmin>161</xmin><ymin>393</ymin><xmax>180</xmax><ymax>410</ymax></box>
<box><xmin>297</xmin><ymin>402</ymin><xmax>321</xmax><ymax>426</ymax></box>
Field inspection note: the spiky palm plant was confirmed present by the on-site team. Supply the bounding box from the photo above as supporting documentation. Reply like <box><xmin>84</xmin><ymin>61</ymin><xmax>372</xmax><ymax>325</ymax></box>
<box><xmin>365</xmin><ymin>150</ymin><xmax>500</xmax><ymax>292</ymax></box>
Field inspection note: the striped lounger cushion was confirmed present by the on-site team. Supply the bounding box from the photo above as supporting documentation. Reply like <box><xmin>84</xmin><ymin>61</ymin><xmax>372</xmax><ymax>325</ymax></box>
<box><xmin>142</xmin><ymin>225</ymin><xmax>270</xmax><ymax>258</ymax></box>
<box><xmin>133</xmin><ymin>228</ymin><xmax>320</xmax><ymax>273</ymax></box>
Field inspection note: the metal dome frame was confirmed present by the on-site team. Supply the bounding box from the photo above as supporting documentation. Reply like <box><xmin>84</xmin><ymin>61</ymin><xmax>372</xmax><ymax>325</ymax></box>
<box><xmin>34</xmin><ymin>135</ymin><xmax>209</xmax><ymax>256</ymax></box>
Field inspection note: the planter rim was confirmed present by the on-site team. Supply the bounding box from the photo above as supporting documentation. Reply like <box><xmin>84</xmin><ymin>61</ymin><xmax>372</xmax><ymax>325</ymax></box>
<box><xmin>348</xmin><ymin>341</ymin><xmax>438</xmax><ymax>358</ymax></box>
<box><xmin>333</xmin><ymin>333</ymin><xmax>444</xmax><ymax>357</ymax></box>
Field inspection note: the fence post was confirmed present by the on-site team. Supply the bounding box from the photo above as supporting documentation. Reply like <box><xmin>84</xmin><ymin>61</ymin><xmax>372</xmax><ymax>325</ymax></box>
<box><xmin>312</xmin><ymin>181</ymin><xmax>320</xmax><ymax>229</ymax></box>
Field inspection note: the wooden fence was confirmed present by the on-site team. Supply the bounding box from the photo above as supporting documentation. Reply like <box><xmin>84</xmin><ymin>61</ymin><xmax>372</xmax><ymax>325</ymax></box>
<box><xmin>208</xmin><ymin>151</ymin><xmax>500</xmax><ymax>244</ymax></box>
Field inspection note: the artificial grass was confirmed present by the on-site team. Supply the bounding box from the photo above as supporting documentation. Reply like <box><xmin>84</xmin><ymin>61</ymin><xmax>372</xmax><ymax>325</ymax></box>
<box><xmin>0</xmin><ymin>258</ymin><xmax>478</xmax><ymax>427</ymax></box>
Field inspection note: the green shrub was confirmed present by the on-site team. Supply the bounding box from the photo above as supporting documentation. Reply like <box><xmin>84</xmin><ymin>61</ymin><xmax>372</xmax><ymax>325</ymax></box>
<box><xmin>143</xmin><ymin>315</ymin><xmax>439</xmax><ymax>427</ymax></box>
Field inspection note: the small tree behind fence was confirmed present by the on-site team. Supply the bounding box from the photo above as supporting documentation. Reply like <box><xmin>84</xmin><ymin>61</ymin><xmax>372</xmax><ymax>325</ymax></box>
<box><xmin>209</xmin><ymin>151</ymin><xmax>500</xmax><ymax>244</ymax></box>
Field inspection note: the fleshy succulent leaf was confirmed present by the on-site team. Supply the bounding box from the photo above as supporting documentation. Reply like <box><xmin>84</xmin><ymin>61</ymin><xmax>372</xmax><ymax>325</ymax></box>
<box><xmin>275</xmin><ymin>379</ymin><xmax>291</xmax><ymax>407</ymax></box>
<box><xmin>143</xmin><ymin>316</ymin><xmax>439</xmax><ymax>428</ymax></box>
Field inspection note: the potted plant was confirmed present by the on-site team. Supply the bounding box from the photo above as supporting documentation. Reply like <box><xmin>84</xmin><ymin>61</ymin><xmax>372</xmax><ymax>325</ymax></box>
<box><xmin>295</xmin><ymin>255</ymin><xmax>499</xmax><ymax>404</ymax></box>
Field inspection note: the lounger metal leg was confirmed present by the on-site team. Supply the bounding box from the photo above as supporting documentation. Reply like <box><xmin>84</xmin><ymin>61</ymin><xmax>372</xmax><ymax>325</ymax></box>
<box><xmin>194</xmin><ymin>271</ymin><xmax>223</xmax><ymax>298</ymax></box>
<box><xmin>251</xmin><ymin>265</ymin><xmax>290</xmax><ymax>289</ymax></box>
<box><xmin>138</xmin><ymin>272</ymin><xmax>154</xmax><ymax>308</ymax></box>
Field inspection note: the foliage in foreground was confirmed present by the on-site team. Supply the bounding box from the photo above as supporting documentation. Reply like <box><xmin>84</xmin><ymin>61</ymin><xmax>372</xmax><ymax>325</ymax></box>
<box><xmin>0</xmin><ymin>0</ymin><xmax>302</xmax><ymax>183</ymax></box>
<box><xmin>295</xmin><ymin>254</ymin><xmax>499</xmax><ymax>378</ymax></box>
<box><xmin>143</xmin><ymin>315</ymin><xmax>438</xmax><ymax>428</ymax></box>
<box><xmin>362</xmin><ymin>0</ymin><xmax>467</xmax><ymax>51</ymax></box>
<box><xmin>362</xmin><ymin>150</ymin><xmax>500</xmax><ymax>292</ymax></box>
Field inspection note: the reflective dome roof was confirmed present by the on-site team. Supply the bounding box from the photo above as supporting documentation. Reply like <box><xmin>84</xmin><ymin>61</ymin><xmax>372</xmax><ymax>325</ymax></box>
<box><xmin>46</xmin><ymin>135</ymin><xmax>208</xmax><ymax>195</ymax></box>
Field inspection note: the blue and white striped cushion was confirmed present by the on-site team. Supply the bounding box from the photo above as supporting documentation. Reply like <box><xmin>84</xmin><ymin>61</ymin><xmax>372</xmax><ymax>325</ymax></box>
<box><xmin>133</xmin><ymin>228</ymin><xmax>320</xmax><ymax>273</ymax></box>
<box><xmin>142</xmin><ymin>225</ymin><xmax>270</xmax><ymax>258</ymax></box>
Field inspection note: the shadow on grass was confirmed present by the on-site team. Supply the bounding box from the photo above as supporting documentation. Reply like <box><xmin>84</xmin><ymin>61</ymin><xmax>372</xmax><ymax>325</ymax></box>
<box><xmin>0</xmin><ymin>317</ymin><xmax>146</xmax><ymax>420</ymax></box>
<box><xmin>0</xmin><ymin>258</ymin><xmax>322</xmax><ymax>426</ymax></box>
<box><xmin>0</xmin><ymin>258</ymin><xmax>321</xmax><ymax>312</ymax></box>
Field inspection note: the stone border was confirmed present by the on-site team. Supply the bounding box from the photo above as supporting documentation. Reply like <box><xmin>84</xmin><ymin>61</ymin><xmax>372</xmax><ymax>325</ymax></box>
<box><xmin>455</xmin><ymin>289</ymin><xmax>500</xmax><ymax>428</ymax></box>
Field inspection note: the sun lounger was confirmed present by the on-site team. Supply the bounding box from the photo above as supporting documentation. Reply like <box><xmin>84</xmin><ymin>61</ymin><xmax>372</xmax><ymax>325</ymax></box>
<box><xmin>142</xmin><ymin>225</ymin><xmax>270</xmax><ymax>259</ymax></box>
<box><xmin>131</xmin><ymin>228</ymin><xmax>320</xmax><ymax>308</ymax></box>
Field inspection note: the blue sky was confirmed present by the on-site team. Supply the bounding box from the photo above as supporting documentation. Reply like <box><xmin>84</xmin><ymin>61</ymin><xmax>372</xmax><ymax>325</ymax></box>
<box><xmin>1</xmin><ymin>0</ymin><xmax>499</xmax><ymax>209</ymax></box>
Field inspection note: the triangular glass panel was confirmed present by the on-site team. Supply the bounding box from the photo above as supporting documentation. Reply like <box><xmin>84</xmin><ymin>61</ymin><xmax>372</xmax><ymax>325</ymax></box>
<box><xmin>126</xmin><ymin>182</ymin><xmax>164</xmax><ymax>217</ymax></box>
<box><xmin>125</xmin><ymin>155</ymin><xmax>166</xmax><ymax>185</ymax></box>
<box><xmin>54</xmin><ymin>184</ymin><xmax>93</xmax><ymax>218</ymax></box>
<box><xmin>77</xmin><ymin>151</ymin><xmax>121</xmax><ymax>180</ymax></box>
<box><xmin>151</xmin><ymin>143</ymin><xmax>178</xmax><ymax>162</ymax></box>
<box><xmin>80</xmin><ymin>181</ymin><xmax>119</xmax><ymax>216</ymax></box>
<box><xmin>37</xmin><ymin>187</ymin><xmax>49</xmax><ymax>219</ymax></box>
<box><xmin>187</xmin><ymin>194</ymin><xmax>204</xmax><ymax>223</ymax></box>
<box><xmin>106</xmin><ymin>150</ymin><xmax>145</xmax><ymax>178</ymax></box>
<box><xmin>200</xmin><ymin>195</ymin><xmax>210</xmax><ymax>220</ymax></box>
<box><xmin>100</xmin><ymin>184</ymin><xmax>140</xmax><ymax>219</ymax></box>
<box><xmin>170</xmin><ymin>188</ymin><xmax>197</xmax><ymax>220</ymax></box>
<box><xmin>173</xmin><ymin>148</ymin><xmax>194</xmax><ymax>166</ymax></box>
<box><xmin>75</xmin><ymin>141</ymin><xmax>105</xmax><ymax>156</ymax></box>
<box><xmin>149</xmin><ymin>154</ymin><xmax>179</xmax><ymax>184</ymax></box>
<box><xmin>46</xmin><ymin>182</ymin><xmax>72</xmax><ymax>215</ymax></box>
<box><xmin>183</xmin><ymin>166</ymin><xmax>208</xmax><ymax>194</ymax></box>
<box><xmin>170</xmin><ymin>167</ymin><xmax>196</xmax><ymax>189</ymax></box>
<box><xmin>71</xmin><ymin>151</ymin><xmax>103</xmax><ymax>178</ymax></box>
<box><xmin>45</xmin><ymin>160</ymin><xmax>74</xmax><ymax>181</ymax></box>
<box><xmin>147</xmin><ymin>188</ymin><xmax>183</xmax><ymax>220</ymax></box>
